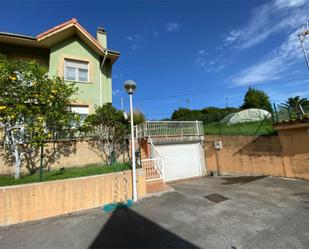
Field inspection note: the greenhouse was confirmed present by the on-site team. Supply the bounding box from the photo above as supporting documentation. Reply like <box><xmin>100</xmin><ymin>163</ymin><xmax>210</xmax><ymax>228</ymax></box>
<box><xmin>221</xmin><ymin>108</ymin><xmax>272</xmax><ymax>125</ymax></box>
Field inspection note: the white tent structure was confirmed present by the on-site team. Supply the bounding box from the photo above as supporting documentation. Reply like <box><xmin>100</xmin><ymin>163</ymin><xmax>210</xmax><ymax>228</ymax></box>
<box><xmin>221</xmin><ymin>108</ymin><xmax>272</xmax><ymax>125</ymax></box>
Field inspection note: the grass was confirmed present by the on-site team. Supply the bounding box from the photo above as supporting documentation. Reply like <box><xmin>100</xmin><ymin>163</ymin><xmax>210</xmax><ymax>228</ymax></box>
<box><xmin>0</xmin><ymin>163</ymin><xmax>131</xmax><ymax>187</ymax></box>
<box><xmin>204</xmin><ymin>121</ymin><xmax>277</xmax><ymax>136</ymax></box>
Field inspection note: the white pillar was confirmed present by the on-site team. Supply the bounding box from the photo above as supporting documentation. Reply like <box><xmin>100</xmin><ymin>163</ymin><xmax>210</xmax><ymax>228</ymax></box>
<box><xmin>129</xmin><ymin>94</ymin><xmax>138</xmax><ymax>201</ymax></box>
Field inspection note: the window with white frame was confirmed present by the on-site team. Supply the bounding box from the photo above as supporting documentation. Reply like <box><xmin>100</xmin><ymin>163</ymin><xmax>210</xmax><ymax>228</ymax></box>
<box><xmin>71</xmin><ymin>106</ymin><xmax>89</xmax><ymax>123</ymax></box>
<box><xmin>64</xmin><ymin>59</ymin><xmax>89</xmax><ymax>82</ymax></box>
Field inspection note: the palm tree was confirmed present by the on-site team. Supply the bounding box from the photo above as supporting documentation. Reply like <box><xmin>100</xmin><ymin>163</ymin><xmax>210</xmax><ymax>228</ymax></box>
<box><xmin>281</xmin><ymin>96</ymin><xmax>309</xmax><ymax>109</ymax></box>
<box><xmin>281</xmin><ymin>96</ymin><xmax>309</xmax><ymax>119</ymax></box>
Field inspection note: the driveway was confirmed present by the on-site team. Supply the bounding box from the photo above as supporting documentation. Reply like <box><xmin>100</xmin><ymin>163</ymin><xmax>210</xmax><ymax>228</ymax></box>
<box><xmin>0</xmin><ymin>176</ymin><xmax>308</xmax><ymax>249</ymax></box>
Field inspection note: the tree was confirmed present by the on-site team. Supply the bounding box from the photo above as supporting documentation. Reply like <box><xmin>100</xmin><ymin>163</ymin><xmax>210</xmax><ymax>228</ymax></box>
<box><xmin>128</xmin><ymin>110</ymin><xmax>145</xmax><ymax>125</ymax></box>
<box><xmin>171</xmin><ymin>108</ymin><xmax>204</xmax><ymax>121</ymax></box>
<box><xmin>241</xmin><ymin>87</ymin><xmax>272</xmax><ymax>112</ymax></box>
<box><xmin>0</xmin><ymin>54</ymin><xmax>79</xmax><ymax>178</ymax></box>
<box><xmin>281</xmin><ymin>96</ymin><xmax>309</xmax><ymax>119</ymax></box>
<box><xmin>281</xmin><ymin>96</ymin><xmax>309</xmax><ymax>109</ymax></box>
<box><xmin>201</xmin><ymin>106</ymin><xmax>240</xmax><ymax>123</ymax></box>
<box><xmin>83</xmin><ymin>104</ymin><xmax>129</xmax><ymax>165</ymax></box>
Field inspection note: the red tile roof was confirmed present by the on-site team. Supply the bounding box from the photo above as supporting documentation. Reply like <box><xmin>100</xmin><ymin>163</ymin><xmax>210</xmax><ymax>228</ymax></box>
<box><xmin>36</xmin><ymin>18</ymin><xmax>106</xmax><ymax>52</ymax></box>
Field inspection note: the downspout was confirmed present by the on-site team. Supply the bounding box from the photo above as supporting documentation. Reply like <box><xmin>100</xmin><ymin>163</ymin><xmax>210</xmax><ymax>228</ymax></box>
<box><xmin>100</xmin><ymin>50</ymin><xmax>108</xmax><ymax>106</ymax></box>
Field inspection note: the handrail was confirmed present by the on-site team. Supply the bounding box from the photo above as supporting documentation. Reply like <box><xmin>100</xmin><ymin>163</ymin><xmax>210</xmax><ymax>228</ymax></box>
<box><xmin>149</xmin><ymin>139</ymin><xmax>163</xmax><ymax>158</ymax></box>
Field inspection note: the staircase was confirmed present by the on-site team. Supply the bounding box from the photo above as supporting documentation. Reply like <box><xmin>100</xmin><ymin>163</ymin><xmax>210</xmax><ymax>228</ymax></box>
<box><xmin>140</xmin><ymin>139</ymin><xmax>169</xmax><ymax>193</ymax></box>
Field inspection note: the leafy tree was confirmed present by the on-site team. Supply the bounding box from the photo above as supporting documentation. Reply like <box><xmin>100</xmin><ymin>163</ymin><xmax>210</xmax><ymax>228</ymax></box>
<box><xmin>128</xmin><ymin>110</ymin><xmax>145</xmax><ymax>125</ymax></box>
<box><xmin>201</xmin><ymin>106</ymin><xmax>240</xmax><ymax>123</ymax></box>
<box><xmin>171</xmin><ymin>107</ymin><xmax>239</xmax><ymax>123</ymax></box>
<box><xmin>0</xmin><ymin>54</ymin><xmax>79</xmax><ymax>178</ymax></box>
<box><xmin>241</xmin><ymin>87</ymin><xmax>272</xmax><ymax>112</ymax></box>
<box><xmin>171</xmin><ymin>108</ymin><xmax>204</xmax><ymax>121</ymax></box>
<box><xmin>83</xmin><ymin>104</ymin><xmax>129</xmax><ymax>165</ymax></box>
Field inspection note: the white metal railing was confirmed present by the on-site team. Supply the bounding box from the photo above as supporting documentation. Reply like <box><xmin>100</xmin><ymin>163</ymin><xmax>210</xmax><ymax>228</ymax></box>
<box><xmin>137</xmin><ymin>120</ymin><xmax>203</xmax><ymax>138</ymax></box>
<box><xmin>142</xmin><ymin>141</ymin><xmax>165</xmax><ymax>182</ymax></box>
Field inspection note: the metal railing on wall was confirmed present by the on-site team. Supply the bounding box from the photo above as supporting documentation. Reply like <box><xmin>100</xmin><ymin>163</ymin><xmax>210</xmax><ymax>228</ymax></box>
<box><xmin>137</xmin><ymin>120</ymin><xmax>204</xmax><ymax>138</ymax></box>
<box><xmin>273</xmin><ymin>103</ymin><xmax>309</xmax><ymax>123</ymax></box>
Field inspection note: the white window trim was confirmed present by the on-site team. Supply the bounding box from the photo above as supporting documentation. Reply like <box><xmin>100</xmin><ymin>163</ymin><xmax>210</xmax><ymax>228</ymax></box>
<box><xmin>64</xmin><ymin>59</ymin><xmax>89</xmax><ymax>83</ymax></box>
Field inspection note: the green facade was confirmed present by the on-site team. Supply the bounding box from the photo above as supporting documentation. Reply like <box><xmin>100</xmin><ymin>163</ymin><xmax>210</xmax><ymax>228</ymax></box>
<box><xmin>49</xmin><ymin>36</ymin><xmax>112</xmax><ymax>109</ymax></box>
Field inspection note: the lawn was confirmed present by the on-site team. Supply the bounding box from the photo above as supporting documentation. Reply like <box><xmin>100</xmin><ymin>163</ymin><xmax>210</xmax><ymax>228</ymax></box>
<box><xmin>0</xmin><ymin>163</ymin><xmax>131</xmax><ymax>187</ymax></box>
<box><xmin>204</xmin><ymin>121</ymin><xmax>276</xmax><ymax>136</ymax></box>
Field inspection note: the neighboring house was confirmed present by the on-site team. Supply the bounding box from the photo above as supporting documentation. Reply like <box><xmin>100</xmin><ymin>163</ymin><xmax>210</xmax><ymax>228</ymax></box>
<box><xmin>0</xmin><ymin>18</ymin><xmax>120</xmax><ymax>119</ymax></box>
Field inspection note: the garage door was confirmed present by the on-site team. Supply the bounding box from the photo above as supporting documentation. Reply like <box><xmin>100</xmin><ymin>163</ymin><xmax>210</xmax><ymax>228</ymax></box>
<box><xmin>156</xmin><ymin>143</ymin><xmax>202</xmax><ymax>182</ymax></box>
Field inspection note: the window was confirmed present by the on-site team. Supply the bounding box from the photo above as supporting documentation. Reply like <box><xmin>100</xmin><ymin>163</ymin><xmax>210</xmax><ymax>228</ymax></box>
<box><xmin>71</xmin><ymin>106</ymin><xmax>89</xmax><ymax>123</ymax></box>
<box><xmin>64</xmin><ymin>59</ymin><xmax>89</xmax><ymax>82</ymax></box>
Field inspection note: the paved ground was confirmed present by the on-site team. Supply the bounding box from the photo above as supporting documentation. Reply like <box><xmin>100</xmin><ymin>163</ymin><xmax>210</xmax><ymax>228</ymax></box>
<box><xmin>0</xmin><ymin>176</ymin><xmax>309</xmax><ymax>249</ymax></box>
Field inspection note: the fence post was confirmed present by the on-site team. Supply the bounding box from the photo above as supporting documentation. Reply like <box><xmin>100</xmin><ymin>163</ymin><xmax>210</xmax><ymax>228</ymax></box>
<box><xmin>161</xmin><ymin>157</ymin><xmax>165</xmax><ymax>183</ymax></box>
<box><xmin>272</xmin><ymin>103</ymin><xmax>277</xmax><ymax>123</ymax></box>
<box><xmin>196</xmin><ymin>120</ymin><xmax>199</xmax><ymax>136</ymax></box>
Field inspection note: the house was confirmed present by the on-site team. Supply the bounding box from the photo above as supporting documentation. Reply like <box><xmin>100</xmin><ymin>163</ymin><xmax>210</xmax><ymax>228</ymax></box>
<box><xmin>0</xmin><ymin>18</ymin><xmax>120</xmax><ymax>119</ymax></box>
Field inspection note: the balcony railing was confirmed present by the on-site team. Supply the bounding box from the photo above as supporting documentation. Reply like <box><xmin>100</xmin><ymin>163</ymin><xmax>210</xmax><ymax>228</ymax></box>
<box><xmin>137</xmin><ymin>121</ymin><xmax>203</xmax><ymax>138</ymax></box>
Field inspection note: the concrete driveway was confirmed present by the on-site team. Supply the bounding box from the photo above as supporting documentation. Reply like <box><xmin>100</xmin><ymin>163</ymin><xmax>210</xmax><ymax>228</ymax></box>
<box><xmin>0</xmin><ymin>176</ymin><xmax>308</xmax><ymax>249</ymax></box>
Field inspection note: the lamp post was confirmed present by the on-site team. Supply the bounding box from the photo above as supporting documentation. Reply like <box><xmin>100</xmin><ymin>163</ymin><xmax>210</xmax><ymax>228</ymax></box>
<box><xmin>124</xmin><ymin>80</ymin><xmax>138</xmax><ymax>202</ymax></box>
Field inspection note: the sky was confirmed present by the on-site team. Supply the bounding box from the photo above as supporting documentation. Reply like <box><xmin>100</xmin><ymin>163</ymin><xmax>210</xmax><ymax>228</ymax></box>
<box><xmin>0</xmin><ymin>0</ymin><xmax>308</xmax><ymax>119</ymax></box>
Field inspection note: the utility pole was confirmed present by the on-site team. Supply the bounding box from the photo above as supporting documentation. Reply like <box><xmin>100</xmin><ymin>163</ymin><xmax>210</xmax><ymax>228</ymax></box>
<box><xmin>225</xmin><ymin>97</ymin><xmax>228</xmax><ymax>108</ymax></box>
<box><xmin>186</xmin><ymin>98</ymin><xmax>190</xmax><ymax>108</ymax></box>
<box><xmin>298</xmin><ymin>21</ymin><xmax>309</xmax><ymax>71</ymax></box>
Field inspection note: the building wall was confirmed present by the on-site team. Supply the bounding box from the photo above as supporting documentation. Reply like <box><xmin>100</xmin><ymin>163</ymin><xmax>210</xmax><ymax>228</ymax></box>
<box><xmin>0</xmin><ymin>43</ymin><xmax>50</xmax><ymax>66</ymax></box>
<box><xmin>49</xmin><ymin>36</ymin><xmax>112</xmax><ymax>111</ymax></box>
<box><xmin>0</xmin><ymin>169</ymin><xmax>146</xmax><ymax>226</ymax></box>
<box><xmin>204</xmin><ymin>134</ymin><xmax>309</xmax><ymax>180</ymax></box>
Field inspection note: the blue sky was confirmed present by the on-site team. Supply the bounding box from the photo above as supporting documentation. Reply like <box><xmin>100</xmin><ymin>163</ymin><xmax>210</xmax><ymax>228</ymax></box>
<box><xmin>0</xmin><ymin>0</ymin><xmax>308</xmax><ymax>119</ymax></box>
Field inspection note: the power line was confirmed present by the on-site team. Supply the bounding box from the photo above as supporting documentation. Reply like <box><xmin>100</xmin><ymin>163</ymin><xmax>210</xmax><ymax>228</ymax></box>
<box><xmin>113</xmin><ymin>76</ymin><xmax>309</xmax><ymax>104</ymax></box>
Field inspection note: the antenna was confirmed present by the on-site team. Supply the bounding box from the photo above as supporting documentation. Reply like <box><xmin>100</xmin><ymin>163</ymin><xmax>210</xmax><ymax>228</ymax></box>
<box><xmin>298</xmin><ymin>21</ymin><xmax>309</xmax><ymax>71</ymax></box>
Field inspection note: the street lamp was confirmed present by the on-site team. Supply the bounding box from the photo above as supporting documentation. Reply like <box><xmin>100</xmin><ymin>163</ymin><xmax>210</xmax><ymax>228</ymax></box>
<box><xmin>124</xmin><ymin>80</ymin><xmax>138</xmax><ymax>202</ymax></box>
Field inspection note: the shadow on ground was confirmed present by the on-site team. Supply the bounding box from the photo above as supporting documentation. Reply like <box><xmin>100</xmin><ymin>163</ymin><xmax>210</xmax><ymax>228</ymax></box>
<box><xmin>221</xmin><ymin>176</ymin><xmax>266</xmax><ymax>185</ymax></box>
<box><xmin>89</xmin><ymin>208</ymin><xmax>198</xmax><ymax>249</ymax></box>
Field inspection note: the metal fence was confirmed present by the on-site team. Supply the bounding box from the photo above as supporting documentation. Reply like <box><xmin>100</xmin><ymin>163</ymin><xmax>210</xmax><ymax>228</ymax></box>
<box><xmin>273</xmin><ymin>103</ymin><xmax>309</xmax><ymax>123</ymax></box>
<box><xmin>137</xmin><ymin>121</ymin><xmax>204</xmax><ymax>138</ymax></box>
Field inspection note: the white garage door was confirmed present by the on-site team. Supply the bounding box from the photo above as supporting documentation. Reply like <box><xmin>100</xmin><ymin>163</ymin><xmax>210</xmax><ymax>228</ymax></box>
<box><xmin>156</xmin><ymin>143</ymin><xmax>202</xmax><ymax>182</ymax></box>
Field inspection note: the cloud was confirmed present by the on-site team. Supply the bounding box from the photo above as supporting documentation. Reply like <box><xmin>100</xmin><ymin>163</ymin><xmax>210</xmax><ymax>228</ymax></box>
<box><xmin>224</xmin><ymin>0</ymin><xmax>308</xmax><ymax>49</ymax></box>
<box><xmin>125</xmin><ymin>34</ymin><xmax>143</xmax><ymax>42</ymax></box>
<box><xmin>131</xmin><ymin>44</ymin><xmax>137</xmax><ymax>51</ymax></box>
<box><xmin>112</xmin><ymin>89</ymin><xmax>120</xmax><ymax>96</ymax></box>
<box><xmin>198</xmin><ymin>49</ymin><xmax>208</xmax><ymax>56</ymax></box>
<box><xmin>166</xmin><ymin>22</ymin><xmax>180</xmax><ymax>32</ymax></box>
<box><xmin>195</xmin><ymin>51</ymin><xmax>228</xmax><ymax>73</ymax></box>
<box><xmin>153</xmin><ymin>31</ymin><xmax>159</xmax><ymax>36</ymax></box>
<box><xmin>125</xmin><ymin>36</ymin><xmax>134</xmax><ymax>41</ymax></box>
<box><xmin>112</xmin><ymin>74</ymin><xmax>123</xmax><ymax>79</ymax></box>
<box><xmin>230</xmin><ymin>30</ymin><xmax>304</xmax><ymax>85</ymax></box>
<box><xmin>125</xmin><ymin>34</ymin><xmax>143</xmax><ymax>53</ymax></box>
<box><xmin>268</xmin><ymin>87</ymin><xmax>309</xmax><ymax>103</ymax></box>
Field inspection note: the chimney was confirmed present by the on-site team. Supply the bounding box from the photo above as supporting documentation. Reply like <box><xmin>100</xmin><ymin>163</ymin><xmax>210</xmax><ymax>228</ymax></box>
<box><xmin>96</xmin><ymin>27</ymin><xmax>107</xmax><ymax>49</ymax></box>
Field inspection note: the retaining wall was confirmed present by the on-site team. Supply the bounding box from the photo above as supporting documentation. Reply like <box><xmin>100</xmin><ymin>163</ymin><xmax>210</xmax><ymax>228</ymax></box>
<box><xmin>0</xmin><ymin>169</ymin><xmax>146</xmax><ymax>226</ymax></box>
<box><xmin>204</xmin><ymin>134</ymin><xmax>308</xmax><ymax>180</ymax></box>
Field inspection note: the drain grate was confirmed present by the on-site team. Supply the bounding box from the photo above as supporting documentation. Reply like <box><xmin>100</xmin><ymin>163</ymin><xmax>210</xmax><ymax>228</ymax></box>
<box><xmin>203</xmin><ymin>193</ymin><xmax>229</xmax><ymax>203</ymax></box>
